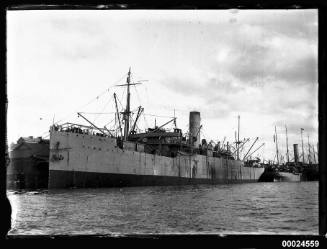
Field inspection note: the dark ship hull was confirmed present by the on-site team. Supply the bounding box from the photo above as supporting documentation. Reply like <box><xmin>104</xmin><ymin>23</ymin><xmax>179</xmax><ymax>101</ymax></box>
<box><xmin>7</xmin><ymin>137</ymin><xmax>49</xmax><ymax>189</ymax></box>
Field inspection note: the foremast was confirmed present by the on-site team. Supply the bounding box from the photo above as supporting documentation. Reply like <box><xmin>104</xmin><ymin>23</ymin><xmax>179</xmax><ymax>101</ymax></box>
<box><xmin>117</xmin><ymin>68</ymin><xmax>141</xmax><ymax>141</ymax></box>
<box><xmin>123</xmin><ymin>68</ymin><xmax>131</xmax><ymax>140</ymax></box>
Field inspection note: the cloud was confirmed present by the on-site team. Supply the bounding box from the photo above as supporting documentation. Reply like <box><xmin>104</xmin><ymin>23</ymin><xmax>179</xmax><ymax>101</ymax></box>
<box><xmin>7</xmin><ymin>9</ymin><xmax>318</xmax><ymax>159</ymax></box>
<box><xmin>278</xmin><ymin>122</ymin><xmax>317</xmax><ymax>135</ymax></box>
<box><xmin>208</xmin><ymin>25</ymin><xmax>317</xmax><ymax>87</ymax></box>
<box><xmin>224</xmin><ymin>10</ymin><xmax>317</xmax><ymax>42</ymax></box>
<box><xmin>251</xmin><ymin>10</ymin><xmax>317</xmax><ymax>42</ymax></box>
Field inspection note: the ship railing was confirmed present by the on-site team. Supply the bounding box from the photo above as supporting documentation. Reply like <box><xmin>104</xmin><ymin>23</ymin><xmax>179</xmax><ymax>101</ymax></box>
<box><xmin>244</xmin><ymin>164</ymin><xmax>264</xmax><ymax>168</ymax></box>
<box><xmin>51</xmin><ymin>122</ymin><xmax>113</xmax><ymax>137</ymax></box>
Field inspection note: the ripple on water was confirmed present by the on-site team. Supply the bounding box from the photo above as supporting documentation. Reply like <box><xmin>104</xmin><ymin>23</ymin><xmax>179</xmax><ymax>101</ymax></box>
<box><xmin>7</xmin><ymin>181</ymin><xmax>318</xmax><ymax>235</ymax></box>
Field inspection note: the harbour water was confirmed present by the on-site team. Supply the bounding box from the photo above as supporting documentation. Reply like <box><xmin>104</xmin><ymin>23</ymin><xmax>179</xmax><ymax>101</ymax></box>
<box><xmin>7</xmin><ymin>181</ymin><xmax>318</xmax><ymax>235</ymax></box>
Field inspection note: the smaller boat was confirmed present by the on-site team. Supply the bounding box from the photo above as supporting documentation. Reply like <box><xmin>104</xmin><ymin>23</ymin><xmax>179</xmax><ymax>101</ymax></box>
<box><xmin>276</xmin><ymin>171</ymin><xmax>301</xmax><ymax>182</ymax></box>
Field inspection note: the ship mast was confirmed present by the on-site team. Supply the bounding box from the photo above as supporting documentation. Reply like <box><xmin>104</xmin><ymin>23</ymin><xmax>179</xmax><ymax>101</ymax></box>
<box><xmin>114</xmin><ymin>93</ymin><xmax>123</xmax><ymax>138</ymax></box>
<box><xmin>312</xmin><ymin>144</ymin><xmax>317</xmax><ymax>164</ymax></box>
<box><xmin>307</xmin><ymin>134</ymin><xmax>311</xmax><ymax>164</ymax></box>
<box><xmin>285</xmin><ymin>125</ymin><xmax>290</xmax><ymax>163</ymax></box>
<box><xmin>237</xmin><ymin>115</ymin><xmax>240</xmax><ymax>160</ymax></box>
<box><xmin>115</xmin><ymin>68</ymin><xmax>141</xmax><ymax>141</ymax></box>
<box><xmin>124</xmin><ymin>68</ymin><xmax>131</xmax><ymax>141</ymax></box>
<box><xmin>274</xmin><ymin>126</ymin><xmax>279</xmax><ymax>165</ymax></box>
<box><xmin>301</xmin><ymin>128</ymin><xmax>305</xmax><ymax>163</ymax></box>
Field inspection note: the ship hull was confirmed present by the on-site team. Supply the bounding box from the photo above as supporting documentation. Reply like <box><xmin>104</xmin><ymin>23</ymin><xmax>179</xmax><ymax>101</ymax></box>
<box><xmin>48</xmin><ymin>130</ymin><xmax>265</xmax><ymax>188</ymax></box>
<box><xmin>49</xmin><ymin>169</ymin><xmax>260</xmax><ymax>188</ymax></box>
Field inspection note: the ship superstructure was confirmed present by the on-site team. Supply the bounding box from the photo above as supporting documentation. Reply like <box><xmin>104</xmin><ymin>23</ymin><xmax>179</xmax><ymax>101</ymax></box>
<box><xmin>48</xmin><ymin>69</ymin><xmax>265</xmax><ymax>188</ymax></box>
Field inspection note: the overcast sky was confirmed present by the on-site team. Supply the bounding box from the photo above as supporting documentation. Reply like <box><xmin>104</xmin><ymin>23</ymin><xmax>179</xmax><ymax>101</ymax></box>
<box><xmin>7</xmin><ymin>9</ymin><xmax>318</xmax><ymax>162</ymax></box>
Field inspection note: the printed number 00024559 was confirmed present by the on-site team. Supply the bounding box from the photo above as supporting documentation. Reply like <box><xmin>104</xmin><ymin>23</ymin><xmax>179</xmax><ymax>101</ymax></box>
<box><xmin>282</xmin><ymin>240</ymin><xmax>319</xmax><ymax>248</ymax></box>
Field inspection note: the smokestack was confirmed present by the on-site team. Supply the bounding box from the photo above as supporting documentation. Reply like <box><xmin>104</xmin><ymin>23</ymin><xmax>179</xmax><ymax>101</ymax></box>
<box><xmin>189</xmin><ymin>111</ymin><xmax>201</xmax><ymax>148</ymax></box>
<box><xmin>293</xmin><ymin>144</ymin><xmax>299</xmax><ymax>164</ymax></box>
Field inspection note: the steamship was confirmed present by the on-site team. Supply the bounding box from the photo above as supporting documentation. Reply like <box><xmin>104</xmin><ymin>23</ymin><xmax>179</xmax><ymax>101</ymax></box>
<box><xmin>48</xmin><ymin>69</ymin><xmax>265</xmax><ymax>188</ymax></box>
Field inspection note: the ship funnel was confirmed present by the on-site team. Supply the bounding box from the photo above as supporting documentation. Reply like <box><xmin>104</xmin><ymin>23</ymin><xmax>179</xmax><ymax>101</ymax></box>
<box><xmin>189</xmin><ymin>111</ymin><xmax>201</xmax><ymax>148</ymax></box>
<box><xmin>293</xmin><ymin>144</ymin><xmax>299</xmax><ymax>164</ymax></box>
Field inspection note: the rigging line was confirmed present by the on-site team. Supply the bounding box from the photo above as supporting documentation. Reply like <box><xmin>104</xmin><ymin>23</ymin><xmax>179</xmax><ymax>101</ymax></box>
<box><xmin>131</xmin><ymin>107</ymin><xmax>139</xmax><ymax>112</ymax></box>
<box><xmin>116</xmin><ymin>85</ymin><xmax>126</xmax><ymax>111</ymax></box>
<box><xmin>130</xmin><ymin>115</ymin><xmax>135</xmax><ymax>126</ymax></box>
<box><xmin>63</xmin><ymin>86</ymin><xmax>109</xmax><ymax>122</ymax></box>
<box><xmin>131</xmin><ymin>72</ymin><xmax>149</xmax><ymax>84</ymax></box>
<box><xmin>201</xmin><ymin>130</ymin><xmax>206</xmax><ymax>142</ymax></box>
<box><xmin>115</xmin><ymin>72</ymin><xmax>129</xmax><ymax>85</ymax></box>
<box><xmin>104</xmin><ymin>117</ymin><xmax>116</xmax><ymax>127</ymax></box>
<box><xmin>143</xmin><ymin>113</ymin><xmax>175</xmax><ymax>119</ymax></box>
<box><xmin>143</xmin><ymin>83</ymin><xmax>151</xmax><ymax>107</ymax></box>
<box><xmin>134</xmin><ymin>122</ymin><xmax>141</xmax><ymax>133</ymax></box>
<box><xmin>143</xmin><ymin>113</ymin><xmax>149</xmax><ymax>130</ymax></box>
<box><xmin>39</xmin><ymin>130</ymin><xmax>50</xmax><ymax>137</ymax></box>
<box><xmin>92</xmin><ymin>93</ymin><xmax>114</xmax><ymax>123</ymax></box>
<box><xmin>78</xmin><ymin>112</ymin><xmax>116</xmax><ymax>115</ymax></box>
<box><xmin>133</xmin><ymin>84</ymin><xmax>143</xmax><ymax>108</ymax></box>
<box><xmin>93</xmin><ymin>72</ymin><xmax>127</xmax><ymax>100</ymax></box>
<box><xmin>130</xmin><ymin>72</ymin><xmax>141</xmax><ymax>80</ymax></box>
<box><xmin>116</xmin><ymin>93</ymin><xmax>125</xmax><ymax>111</ymax></box>
<box><xmin>111</xmin><ymin>98</ymin><xmax>117</xmax><ymax>120</ymax></box>
<box><xmin>54</xmin><ymin>73</ymin><xmax>127</xmax><ymax>125</ymax></box>
<box><xmin>200</xmin><ymin>127</ymin><xmax>208</xmax><ymax>141</ymax></box>
<box><xmin>120</xmin><ymin>81</ymin><xmax>127</xmax><ymax>100</ymax></box>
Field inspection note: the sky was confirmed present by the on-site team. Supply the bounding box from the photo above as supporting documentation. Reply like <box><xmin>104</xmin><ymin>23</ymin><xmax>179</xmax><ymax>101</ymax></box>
<box><xmin>6</xmin><ymin>9</ymin><xmax>318</xmax><ymax>162</ymax></box>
